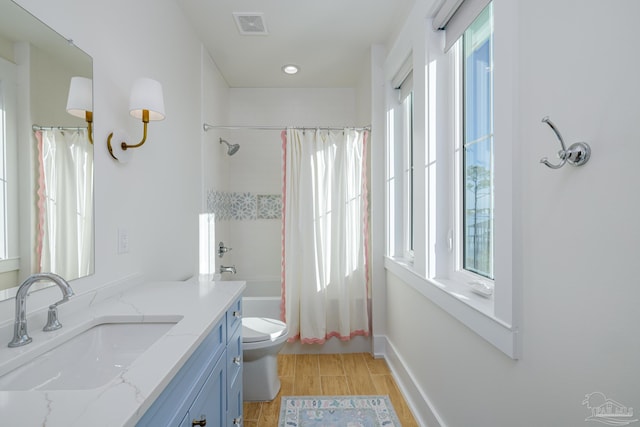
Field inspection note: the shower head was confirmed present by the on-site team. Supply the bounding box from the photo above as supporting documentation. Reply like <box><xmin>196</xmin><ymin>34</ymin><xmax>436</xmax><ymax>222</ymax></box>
<box><xmin>219</xmin><ymin>138</ymin><xmax>240</xmax><ymax>156</ymax></box>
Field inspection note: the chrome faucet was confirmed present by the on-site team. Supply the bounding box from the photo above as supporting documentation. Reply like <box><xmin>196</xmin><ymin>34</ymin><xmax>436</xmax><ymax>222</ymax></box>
<box><xmin>219</xmin><ymin>265</ymin><xmax>236</xmax><ymax>274</ymax></box>
<box><xmin>8</xmin><ymin>273</ymin><xmax>74</xmax><ymax>348</ymax></box>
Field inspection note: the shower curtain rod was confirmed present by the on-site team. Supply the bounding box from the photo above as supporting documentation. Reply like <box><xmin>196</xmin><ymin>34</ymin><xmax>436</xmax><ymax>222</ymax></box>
<box><xmin>203</xmin><ymin>123</ymin><xmax>371</xmax><ymax>132</ymax></box>
<box><xmin>32</xmin><ymin>124</ymin><xmax>88</xmax><ymax>132</ymax></box>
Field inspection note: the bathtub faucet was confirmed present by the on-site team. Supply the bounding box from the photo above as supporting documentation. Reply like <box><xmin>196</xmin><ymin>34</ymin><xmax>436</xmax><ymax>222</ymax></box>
<box><xmin>217</xmin><ymin>241</ymin><xmax>232</xmax><ymax>258</ymax></box>
<box><xmin>220</xmin><ymin>265</ymin><xmax>236</xmax><ymax>274</ymax></box>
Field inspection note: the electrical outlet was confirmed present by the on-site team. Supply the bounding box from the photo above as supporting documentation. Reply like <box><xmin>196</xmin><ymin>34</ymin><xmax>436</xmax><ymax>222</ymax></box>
<box><xmin>118</xmin><ymin>228</ymin><xmax>129</xmax><ymax>254</ymax></box>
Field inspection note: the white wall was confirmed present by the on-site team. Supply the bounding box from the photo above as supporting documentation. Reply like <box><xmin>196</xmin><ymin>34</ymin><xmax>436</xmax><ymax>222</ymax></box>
<box><xmin>0</xmin><ymin>0</ymin><xmax>219</xmax><ymax>319</ymax></box>
<box><xmin>382</xmin><ymin>0</ymin><xmax>640</xmax><ymax>426</ymax></box>
<box><xmin>201</xmin><ymin>49</ymin><xmax>231</xmax><ymax>257</ymax></box>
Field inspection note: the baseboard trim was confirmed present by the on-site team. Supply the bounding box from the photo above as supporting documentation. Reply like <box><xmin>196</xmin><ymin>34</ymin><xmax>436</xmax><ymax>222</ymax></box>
<box><xmin>373</xmin><ymin>334</ymin><xmax>387</xmax><ymax>357</ymax></box>
<box><xmin>379</xmin><ymin>335</ymin><xmax>447</xmax><ymax>427</ymax></box>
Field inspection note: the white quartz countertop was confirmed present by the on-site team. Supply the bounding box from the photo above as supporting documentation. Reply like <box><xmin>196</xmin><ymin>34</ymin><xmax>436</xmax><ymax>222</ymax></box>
<box><xmin>0</xmin><ymin>278</ymin><xmax>246</xmax><ymax>427</ymax></box>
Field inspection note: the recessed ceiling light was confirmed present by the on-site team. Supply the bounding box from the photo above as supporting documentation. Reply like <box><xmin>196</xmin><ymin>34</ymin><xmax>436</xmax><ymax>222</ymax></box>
<box><xmin>282</xmin><ymin>64</ymin><xmax>299</xmax><ymax>75</ymax></box>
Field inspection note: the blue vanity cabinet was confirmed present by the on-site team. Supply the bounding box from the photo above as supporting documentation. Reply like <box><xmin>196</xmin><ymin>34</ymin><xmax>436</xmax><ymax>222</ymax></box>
<box><xmin>227</xmin><ymin>305</ymin><xmax>243</xmax><ymax>426</ymax></box>
<box><xmin>136</xmin><ymin>297</ymin><xmax>243</xmax><ymax>427</ymax></box>
<box><xmin>180</xmin><ymin>354</ymin><xmax>226</xmax><ymax>427</ymax></box>
<box><xmin>226</xmin><ymin>297</ymin><xmax>242</xmax><ymax>335</ymax></box>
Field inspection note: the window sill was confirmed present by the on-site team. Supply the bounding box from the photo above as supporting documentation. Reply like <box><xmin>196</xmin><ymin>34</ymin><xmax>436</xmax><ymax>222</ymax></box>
<box><xmin>0</xmin><ymin>258</ymin><xmax>19</xmax><ymax>274</ymax></box>
<box><xmin>384</xmin><ymin>256</ymin><xmax>518</xmax><ymax>359</ymax></box>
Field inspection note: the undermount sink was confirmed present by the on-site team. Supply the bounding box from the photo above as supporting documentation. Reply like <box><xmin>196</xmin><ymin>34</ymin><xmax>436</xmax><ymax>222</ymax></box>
<box><xmin>0</xmin><ymin>318</ymin><xmax>180</xmax><ymax>391</ymax></box>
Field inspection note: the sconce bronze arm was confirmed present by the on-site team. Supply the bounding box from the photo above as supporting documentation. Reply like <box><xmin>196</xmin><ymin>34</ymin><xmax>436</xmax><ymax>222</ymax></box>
<box><xmin>86</xmin><ymin>111</ymin><xmax>93</xmax><ymax>144</ymax></box>
<box><xmin>107</xmin><ymin>110</ymin><xmax>149</xmax><ymax>160</ymax></box>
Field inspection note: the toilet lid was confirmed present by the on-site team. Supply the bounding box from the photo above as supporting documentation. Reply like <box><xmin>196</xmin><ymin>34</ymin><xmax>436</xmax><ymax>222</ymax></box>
<box><xmin>242</xmin><ymin>317</ymin><xmax>288</xmax><ymax>343</ymax></box>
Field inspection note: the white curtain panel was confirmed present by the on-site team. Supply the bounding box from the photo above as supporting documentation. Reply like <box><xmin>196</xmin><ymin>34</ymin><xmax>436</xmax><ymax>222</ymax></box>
<box><xmin>281</xmin><ymin>128</ymin><xmax>370</xmax><ymax>343</ymax></box>
<box><xmin>36</xmin><ymin>129</ymin><xmax>93</xmax><ymax>279</ymax></box>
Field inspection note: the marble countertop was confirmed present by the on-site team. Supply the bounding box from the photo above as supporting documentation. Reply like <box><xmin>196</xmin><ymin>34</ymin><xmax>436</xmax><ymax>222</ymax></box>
<box><xmin>0</xmin><ymin>278</ymin><xmax>246</xmax><ymax>427</ymax></box>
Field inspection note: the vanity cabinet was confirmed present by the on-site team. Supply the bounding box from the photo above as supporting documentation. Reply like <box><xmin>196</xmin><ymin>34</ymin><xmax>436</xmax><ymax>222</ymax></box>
<box><xmin>226</xmin><ymin>298</ymin><xmax>244</xmax><ymax>426</ymax></box>
<box><xmin>178</xmin><ymin>355</ymin><xmax>226</xmax><ymax>427</ymax></box>
<box><xmin>137</xmin><ymin>297</ymin><xmax>243</xmax><ymax>427</ymax></box>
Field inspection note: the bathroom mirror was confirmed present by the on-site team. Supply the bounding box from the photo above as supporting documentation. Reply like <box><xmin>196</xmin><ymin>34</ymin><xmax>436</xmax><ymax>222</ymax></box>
<box><xmin>0</xmin><ymin>0</ymin><xmax>94</xmax><ymax>299</ymax></box>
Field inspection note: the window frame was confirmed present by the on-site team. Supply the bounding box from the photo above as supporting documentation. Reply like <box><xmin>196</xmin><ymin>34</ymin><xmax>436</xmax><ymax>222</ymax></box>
<box><xmin>0</xmin><ymin>56</ymin><xmax>18</xmax><ymax>268</ymax></box>
<box><xmin>0</xmin><ymin>75</ymin><xmax>8</xmax><ymax>259</ymax></box>
<box><xmin>383</xmin><ymin>0</ymin><xmax>520</xmax><ymax>359</ymax></box>
<box><xmin>452</xmin><ymin>4</ymin><xmax>494</xmax><ymax>286</ymax></box>
<box><xmin>386</xmin><ymin>67</ymin><xmax>415</xmax><ymax>263</ymax></box>
<box><xmin>401</xmin><ymin>87</ymin><xmax>414</xmax><ymax>259</ymax></box>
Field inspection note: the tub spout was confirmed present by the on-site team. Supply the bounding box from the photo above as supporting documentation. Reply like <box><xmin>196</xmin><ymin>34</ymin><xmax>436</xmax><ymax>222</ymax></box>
<box><xmin>220</xmin><ymin>265</ymin><xmax>236</xmax><ymax>274</ymax></box>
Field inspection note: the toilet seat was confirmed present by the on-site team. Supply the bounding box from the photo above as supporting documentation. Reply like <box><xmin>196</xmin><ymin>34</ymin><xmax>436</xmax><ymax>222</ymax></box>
<box><xmin>242</xmin><ymin>317</ymin><xmax>288</xmax><ymax>343</ymax></box>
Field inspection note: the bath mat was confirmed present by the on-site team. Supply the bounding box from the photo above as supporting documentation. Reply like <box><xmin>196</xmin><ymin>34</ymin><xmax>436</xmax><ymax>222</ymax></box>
<box><xmin>278</xmin><ymin>395</ymin><xmax>401</xmax><ymax>427</ymax></box>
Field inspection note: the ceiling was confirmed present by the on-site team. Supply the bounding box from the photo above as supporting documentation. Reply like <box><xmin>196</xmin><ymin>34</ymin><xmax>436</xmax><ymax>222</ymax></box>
<box><xmin>0</xmin><ymin>1</ymin><xmax>92</xmax><ymax>75</ymax></box>
<box><xmin>176</xmin><ymin>0</ymin><xmax>416</xmax><ymax>88</ymax></box>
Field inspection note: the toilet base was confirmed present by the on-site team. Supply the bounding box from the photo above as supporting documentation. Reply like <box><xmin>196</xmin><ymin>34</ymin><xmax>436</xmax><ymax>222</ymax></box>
<box><xmin>243</xmin><ymin>353</ymin><xmax>281</xmax><ymax>401</ymax></box>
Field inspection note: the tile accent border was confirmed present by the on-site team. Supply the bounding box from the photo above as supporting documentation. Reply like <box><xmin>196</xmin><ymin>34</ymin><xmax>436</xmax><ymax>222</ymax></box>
<box><xmin>207</xmin><ymin>190</ymin><xmax>282</xmax><ymax>221</ymax></box>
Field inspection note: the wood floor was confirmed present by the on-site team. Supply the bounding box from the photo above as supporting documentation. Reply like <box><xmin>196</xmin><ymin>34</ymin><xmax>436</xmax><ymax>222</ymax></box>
<box><xmin>243</xmin><ymin>353</ymin><xmax>419</xmax><ymax>426</ymax></box>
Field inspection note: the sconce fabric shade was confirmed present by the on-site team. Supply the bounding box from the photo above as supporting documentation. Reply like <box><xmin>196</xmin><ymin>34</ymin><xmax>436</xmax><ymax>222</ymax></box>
<box><xmin>129</xmin><ymin>78</ymin><xmax>165</xmax><ymax>121</ymax></box>
<box><xmin>66</xmin><ymin>76</ymin><xmax>93</xmax><ymax>118</ymax></box>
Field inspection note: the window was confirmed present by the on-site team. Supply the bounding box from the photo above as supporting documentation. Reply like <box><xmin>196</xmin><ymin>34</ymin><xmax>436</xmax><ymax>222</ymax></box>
<box><xmin>401</xmin><ymin>78</ymin><xmax>414</xmax><ymax>256</ymax></box>
<box><xmin>384</xmin><ymin>0</ymin><xmax>519</xmax><ymax>358</ymax></box>
<box><xmin>0</xmin><ymin>56</ymin><xmax>18</xmax><ymax>270</ymax></box>
<box><xmin>458</xmin><ymin>4</ymin><xmax>494</xmax><ymax>280</ymax></box>
<box><xmin>0</xmin><ymin>72</ymin><xmax>8</xmax><ymax>259</ymax></box>
<box><xmin>386</xmin><ymin>67</ymin><xmax>414</xmax><ymax>261</ymax></box>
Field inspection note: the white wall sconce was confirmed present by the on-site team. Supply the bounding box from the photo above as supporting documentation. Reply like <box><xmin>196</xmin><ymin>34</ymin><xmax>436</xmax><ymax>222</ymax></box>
<box><xmin>66</xmin><ymin>76</ymin><xmax>93</xmax><ymax>143</ymax></box>
<box><xmin>107</xmin><ymin>77</ymin><xmax>165</xmax><ymax>161</ymax></box>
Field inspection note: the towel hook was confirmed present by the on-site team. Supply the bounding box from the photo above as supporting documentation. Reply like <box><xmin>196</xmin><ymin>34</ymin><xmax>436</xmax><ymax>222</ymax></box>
<box><xmin>540</xmin><ymin>116</ymin><xmax>591</xmax><ymax>169</ymax></box>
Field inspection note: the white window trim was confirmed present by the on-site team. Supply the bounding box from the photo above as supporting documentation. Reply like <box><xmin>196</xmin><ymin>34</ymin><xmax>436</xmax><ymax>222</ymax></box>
<box><xmin>449</xmin><ymin>18</ymin><xmax>494</xmax><ymax>289</ymax></box>
<box><xmin>387</xmin><ymin>62</ymin><xmax>416</xmax><ymax>264</ymax></box>
<box><xmin>384</xmin><ymin>257</ymin><xmax>516</xmax><ymax>356</ymax></box>
<box><xmin>383</xmin><ymin>0</ymin><xmax>520</xmax><ymax>359</ymax></box>
<box><xmin>0</xmin><ymin>56</ymin><xmax>18</xmax><ymax>263</ymax></box>
<box><xmin>0</xmin><ymin>257</ymin><xmax>19</xmax><ymax>273</ymax></box>
<box><xmin>401</xmin><ymin>88</ymin><xmax>414</xmax><ymax>260</ymax></box>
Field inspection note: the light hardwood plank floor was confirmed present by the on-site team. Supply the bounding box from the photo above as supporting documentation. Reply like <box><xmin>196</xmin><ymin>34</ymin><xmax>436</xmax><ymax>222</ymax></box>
<box><xmin>243</xmin><ymin>353</ymin><xmax>419</xmax><ymax>427</ymax></box>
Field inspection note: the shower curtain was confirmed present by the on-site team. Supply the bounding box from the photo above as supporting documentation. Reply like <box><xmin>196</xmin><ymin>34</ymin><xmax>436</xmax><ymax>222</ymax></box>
<box><xmin>281</xmin><ymin>128</ymin><xmax>370</xmax><ymax>343</ymax></box>
<box><xmin>35</xmin><ymin>129</ymin><xmax>93</xmax><ymax>279</ymax></box>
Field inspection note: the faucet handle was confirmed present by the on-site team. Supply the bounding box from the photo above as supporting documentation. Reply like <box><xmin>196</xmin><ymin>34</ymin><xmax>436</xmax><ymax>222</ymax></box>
<box><xmin>218</xmin><ymin>241</ymin><xmax>232</xmax><ymax>258</ymax></box>
<box><xmin>43</xmin><ymin>306</ymin><xmax>62</xmax><ymax>331</ymax></box>
<box><xmin>43</xmin><ymin>297</ymin><xmax>70</xmax><ymax>332</ymax></box>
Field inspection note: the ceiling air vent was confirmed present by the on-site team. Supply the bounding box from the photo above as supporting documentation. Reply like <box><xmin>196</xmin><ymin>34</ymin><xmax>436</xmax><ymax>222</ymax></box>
<box><xmin>233</xmin><ymin>13</ymin><xmax>268</xmax><ymax>35</ymax></box>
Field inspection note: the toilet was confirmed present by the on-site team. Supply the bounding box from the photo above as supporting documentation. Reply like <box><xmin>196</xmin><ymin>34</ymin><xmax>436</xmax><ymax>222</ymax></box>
<box><xmin>242</xmin><ymin>317</ymin><xmax>288</xmax><ymax>401</ymax></box>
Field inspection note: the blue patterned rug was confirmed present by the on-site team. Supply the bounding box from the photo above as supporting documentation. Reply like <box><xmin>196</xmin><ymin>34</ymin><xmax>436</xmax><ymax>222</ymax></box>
<box><xmin>278</xmin><ymin>395</ymin><xmax>401</xmax><ymax>426</ymax></box>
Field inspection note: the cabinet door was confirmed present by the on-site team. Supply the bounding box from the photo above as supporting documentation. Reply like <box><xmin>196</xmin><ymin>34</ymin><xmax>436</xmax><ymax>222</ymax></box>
<box><xmin>178</xmin><ymin>413</ymin><xmax>190</xmax><ymax>427</ymax></box>
<box><xmin>226</xmin><ymin>298</ymin><xmax>242</xmax><ymax>336</ymax></box>
<box><xmin>136</xmin><ymin>320</ymin><xmax>226</xmax><ymax>426</ymax></box>
<box><xmin>227</xmin><ymin>377</ymin><xmax>243</xmax><ymax>427</ymax></box>
<box><xmin>188</xmin><ymin>351</ymin><xmax>227</xmax><ymax>427</ymax></box>
<box><xmin>227</xmin><ymin>326</ymin><xmax>243</xmax><ymax>389</ymax></box>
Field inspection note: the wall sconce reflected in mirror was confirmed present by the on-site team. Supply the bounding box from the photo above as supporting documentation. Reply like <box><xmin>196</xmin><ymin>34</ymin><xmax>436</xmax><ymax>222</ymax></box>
<box><xmin>107</xmin><ymin>77</ymin><xmax>165</xmax><ymax>161</ymax></box>
<box><xmin>66</xmin><ymin>76</ymin><xmax>93</xmax><ymax>144</ymax></box>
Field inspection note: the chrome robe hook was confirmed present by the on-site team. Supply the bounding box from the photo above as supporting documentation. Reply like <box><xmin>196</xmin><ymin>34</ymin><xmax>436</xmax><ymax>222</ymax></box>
<box><xmin>540</xmin><ymin>116</ymin><xmax>591</xmax><ymax>169</ymax></box>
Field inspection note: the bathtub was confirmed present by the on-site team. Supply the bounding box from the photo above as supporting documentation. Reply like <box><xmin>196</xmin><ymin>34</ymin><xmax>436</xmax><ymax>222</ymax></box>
<box><xmin>241</xmin><ymin>280</ymin><xmax>281</xmax><ymax>320</ymax></box>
